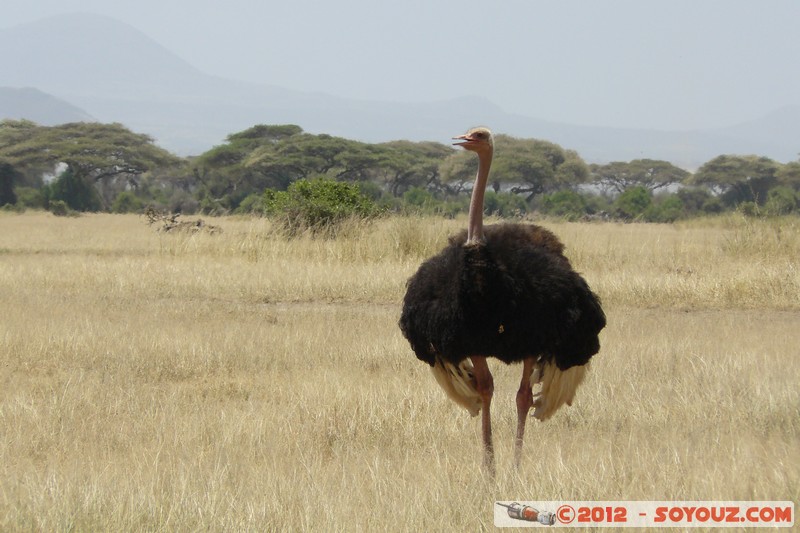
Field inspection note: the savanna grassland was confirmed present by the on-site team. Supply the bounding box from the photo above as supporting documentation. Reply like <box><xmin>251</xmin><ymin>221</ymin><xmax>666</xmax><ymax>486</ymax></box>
<box><xmin>1</xmin><ymin>211</ymin><xmax>798</xmax><ymax>531</ymax></box>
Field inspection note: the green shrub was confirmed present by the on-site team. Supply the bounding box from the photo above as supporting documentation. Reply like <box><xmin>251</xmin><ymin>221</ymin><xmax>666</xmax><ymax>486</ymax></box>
<box><xmin>402</xmin><ymin>187</ymin><xmax>436</xmax><ymax>210</ymax></box>
<box><xmin>643</xmin><ymin>194</ymin><xmax>684</xmax><ymax>222</ymax></box>
<box><xmin>1</xmin><ymin>202</ymin><xmax>25</xmax><ymax>213</ymax></box>
<box><xmin>483</xmin><ymin>191</ymin><xmax>527</xmax><ymax>217</ymax></box>
<box><xmin>400</xmin><ymin>187</ymin><xmax>474</xmax><ymax>217</ymax></box>
<box><xmin>584</xmin><ymin>193</ymin><xmax>613</xmax><ymax>217</ymax></box>
<box><xmin>111</xmin><ymin>191</ymin><xmax>145</xmax><ymax>213</ymax></box>
<box><xmin>264</xmin><ymin>177</ymin><xmax>382</xmax><ymax>236</ymax></box>
<box><xmin>540</xmin><ymin>190</ymin><xmax>588</xmax><ymax>221</ymax></box>
<box><xmin>738</xmin><ymin>201</ymin><xmax>760</xmax><ymax>217</ymax></box>
<box><xmin>357</xmin><ymin>181</ymin><xmax>384</xmax><ymax>202</ymax></box>
<box><xmin>49</xmin><ymin>200</ymin><xmax>72</xmax><ymax>217</ymax></box>
<box><xmin>701</xmin><ymin>196</ymin><xmax>724</xmax><ymax>214</ymax></box>
<box><xmin>13</xmin><ymin>187</ymin><xmax>45</xmax><ymax>209</ymax></box>
<box><xmin>614</xmin><ymin>186</ymin><xmax>652</xmax><ymax>220</ymax></box>
<box><xmin>46</xmin><ymin>168</ymin><xmax>102</xmax><ymax>212</ymax></box>
<box><xmin>764</xmin><ymin>186</ymin><xmax>797</xmax><ymax>216</ymax></box>
<box><xmin>439</xmin><ymin>197</ymin><xmax>470</xmax><ymax>219</ymax></box>
<box><xmin>235</xmin><ymin>192</ymin><xmax>268</xmax><ymax>215</ymax></box>
<box><xmin>678</xmin><ymin>187</ymin><xmax>710</xmax><ymax>214</ymax></box>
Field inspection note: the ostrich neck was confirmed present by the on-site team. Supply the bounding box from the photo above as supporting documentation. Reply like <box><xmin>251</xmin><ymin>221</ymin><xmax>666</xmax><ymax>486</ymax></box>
<box><xmin>466</xmin><ymin>148</ymin><xmax>493</xmax><ymax>244</ymax></box>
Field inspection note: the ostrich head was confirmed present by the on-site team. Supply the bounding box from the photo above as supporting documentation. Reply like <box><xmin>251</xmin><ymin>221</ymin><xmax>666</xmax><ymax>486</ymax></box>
<box><xmin>453</xmin><ymin>127</ymin><xmax>494</xmax><ymax>155</ymax></box>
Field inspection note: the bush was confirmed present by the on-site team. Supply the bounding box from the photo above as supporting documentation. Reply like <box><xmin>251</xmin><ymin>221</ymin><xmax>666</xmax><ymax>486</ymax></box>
<box><xmin>13</xmin><ymin>187</ymin><xmax>45</xmax><ymax>209</ymax></box>
<box><xmin>1</xmin><ymin>202</ymin><xmax>25</xmax><ymax>213</ymax></box>
<box><xmin>234</xmin><ymin>192</ymin><xmax>268</xmax><ymax>215</ymax></box>
<box><xmin>677</xmin><ymin>187</ymin><xmax>724</xmax><ymax>215</ymax></box>
<box><xmin>738</xmin><ymin>201</ymin><xmax>760</xmax><ymax>217</ymax></box>
<box><xmin>357</xmin><ymin>181</ymin><xmax>384</xmax><ymax>202</ymax></box>
<box><xmin>677</xmin><ymin>188</ymin><xmax>709</xmax><ymax>214</ymax></box>
<box><xmin>46</xmin><ymin>168</ymin><xmax>102</xmax><ymax>212</ymax></box>
<box><xmin>439</xmin><ymin>197</ymin><xmax>470</xmax><ymax>219</ymax></box>
<box><xmin>111</xmin><ymin>191</ymin><xmax>145</xmax><ymax>213</ymax></box>
<box><xmin>764</xmin><ymin>186</ymin><xmax>797</xmax><ymax>216</ymax></box>
<box><xmin>701</xmin><ymin>196</ymin><xmax>724</xmax><ymax>214</ymax></box>
<box><xmin>540</xmin><ymin>190</ymin><xmax>588</xmax><ymax>221</ymax></box>
<box><xmin>483</xmin><ymin>191</ymin><xmax>527</xmax><ymax>217</ymax></box>
<box><xmin>264</xmin><ymin>177</ymin><xmax>382</xmax><ymax>236</ymax></box>
<box><xmin>49</xmin><ymin>200</ymin><xmax>72</xmax><ymax>217</ymax></box>
<box><xmin>402</xmin><ymin>186</ymin><xmax>436</xmax><ymax>211</ymax></box>
<box><xmin>643</xmin><ymin>194</ymin><xmax>684</xmax><ymax>222</ymax></box>
<box><xmin>614</xmin><ymin>186</ymin><xmax>652</xmax><ymax>220</ymax></box>
<box><xmin>583</xmin><ymin>193</ymin><xmax>613</xmax><ymax>217</ymax></box>
<box><xmin>400</xmin><ymin>187</ymin><xmax>474</xmax><ymax>217</ymax></box>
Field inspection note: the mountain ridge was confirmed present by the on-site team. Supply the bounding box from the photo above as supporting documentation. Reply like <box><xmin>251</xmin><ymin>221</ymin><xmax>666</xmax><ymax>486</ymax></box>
<box><xmin>1</xmin><ymin>13</ymin><xmax>797</xmax><ymax>167</ymax></box>
<box><xmin>0</xmin><ymin>86</ymin><xmax>95</xmax><ymax>124</ymax></box>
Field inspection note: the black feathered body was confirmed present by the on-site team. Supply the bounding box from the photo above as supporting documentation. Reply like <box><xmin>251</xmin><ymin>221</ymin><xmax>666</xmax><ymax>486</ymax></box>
<box><xmin>400</xmin><ymin>224</ymin><xmax>605</xmax><ymax>371</ymax></box>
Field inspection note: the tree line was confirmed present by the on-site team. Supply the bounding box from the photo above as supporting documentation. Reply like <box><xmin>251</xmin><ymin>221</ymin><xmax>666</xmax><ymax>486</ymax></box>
<box><xmin>1</xmin><ymin>119</ymin><xmax>799</xmax><ymax>221</ymax></box>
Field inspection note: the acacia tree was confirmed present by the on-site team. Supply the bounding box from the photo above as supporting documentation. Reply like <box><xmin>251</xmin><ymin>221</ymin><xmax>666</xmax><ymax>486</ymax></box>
<box><xmin>0</xmin><ymin>120</ymin><xmax>52</xmax><ymax>186</ymax></box>
<box><xmin>194</xmin><ymin>125</ymin><xmax>393</xmax><ymax>211</ymax></box>
<box><xmin>0</xmin><ymin>120</ymin><xmax>181</xmax><ymax>210</ymax></box>
<box><xmin>439</xmin><ymin>148</ymin><xmax>480</xmax><ymax>195</ymax></box>
<box><xmin>376</xmin><ymin>140</ymin><xmax>453</xmax><ymax>197</ymax></box>
<box><xmin>689</xmin><ymin>154</ymin><xmax>780</xmax><ymax>206</ymax></box>
<box><xmin>245</xmin><ymin>132</ymin><xmax>383</xmax><ymax>184</ymax></box>
<box><xmin>499</xmin><ymin>137</ymin><xmax>589</xmax><ymax>199</ymax></box>
<box><xmin>590</xmin><ymin>159</ymin><xmax>689</xmax><ymax>194</ymax></box>
<box><xmin>441</xmin><ymin>134</ymin><xmax>589</xmax><ymax>200</ymax></box>
<box><xmin>190</xmin><ymin>125</ymin><xmax>299</xmax><ymax>208</ymax></box>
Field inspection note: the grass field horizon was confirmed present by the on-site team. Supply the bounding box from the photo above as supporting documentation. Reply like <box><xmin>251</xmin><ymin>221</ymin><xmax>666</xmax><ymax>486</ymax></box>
<box><xmin>1</xmin><ymin>211</ymin><xmax>798</xmax><ymax>530</ymax></box>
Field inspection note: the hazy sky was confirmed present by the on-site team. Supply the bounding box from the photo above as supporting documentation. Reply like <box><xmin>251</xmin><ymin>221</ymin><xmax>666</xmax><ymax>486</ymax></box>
<box><xmin>5</xmin><ymin>0</ymin><xmax>799</xmax><ymax>130</ymax></box>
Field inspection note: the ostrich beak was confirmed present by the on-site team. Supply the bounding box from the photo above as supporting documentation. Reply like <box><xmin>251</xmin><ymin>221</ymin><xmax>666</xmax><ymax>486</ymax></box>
<box><xmin>452</xmin><ymin>133</ymin><xmax>473</xmax><ymax>147</ymax></box>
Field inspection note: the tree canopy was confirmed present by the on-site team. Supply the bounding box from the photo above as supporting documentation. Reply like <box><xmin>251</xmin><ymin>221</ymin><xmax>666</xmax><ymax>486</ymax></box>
<box><xmin>4</xmin><ymin>118</ymin><xmax>800</xmax><ymax>220</ymax></box>
<box><xmin>689</xmin><ymin>154</ymin><xmax>780</xmax><ymax>205</ymax></box>
<box><xmin>192</xmin><ymin>125</ymin><xmax>392</xmax><ymax>210</ymax></box>
<box><xmin>0</xmin><ymin>120</ymin><xmax>181</xmax><ymax>208</ymax></box>
<box><xmin>373</xmin><ymin>140</ymin><xmax>452</xmax><ymax>197</ymax></box>
<box><xmin>591</xmin><ymin>159</ymin><xmax>689</xmax><ymax>194</ymax></box>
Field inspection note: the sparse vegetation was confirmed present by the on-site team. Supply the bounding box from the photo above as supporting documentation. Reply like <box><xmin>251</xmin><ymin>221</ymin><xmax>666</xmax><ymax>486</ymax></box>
<box><xmin>0</xmin><ymin>212</ymin><xmax>797</xmax><ymax>530</ymax></box>
<box><xmin>3</xmin><ymin>120</ymin><xmax>800</xmax><ymax>221</ymax></box>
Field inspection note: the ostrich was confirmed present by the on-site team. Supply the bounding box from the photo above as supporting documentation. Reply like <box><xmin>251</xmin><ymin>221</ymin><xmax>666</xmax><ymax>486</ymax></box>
<box><xmin>399</xmin><ymin>127</ymin><xmax>606</xmax><ymax>473</ymax></box>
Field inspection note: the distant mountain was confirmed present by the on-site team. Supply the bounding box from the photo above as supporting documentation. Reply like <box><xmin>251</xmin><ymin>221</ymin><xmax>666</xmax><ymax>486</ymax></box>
<box><xmin>1</xmin><ymin>13</ymin><xmax>797</xmax><ymax>166</ymax></box>
<box><xmin>0</xmin><ymin>86</ymin><xmax>94</xmax><ymax>124</ymax></box>
<box><xmin>711</xmin><ymin>105</ymin><xmax>800</xmax><ymax>157</ymax></box>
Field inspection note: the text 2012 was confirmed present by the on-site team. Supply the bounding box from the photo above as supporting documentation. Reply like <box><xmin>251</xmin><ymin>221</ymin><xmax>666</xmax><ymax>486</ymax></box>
<box><xmin>558</xmin><ymin>505</ymin><xmax>628</xmax><ymax>524</ymax></box>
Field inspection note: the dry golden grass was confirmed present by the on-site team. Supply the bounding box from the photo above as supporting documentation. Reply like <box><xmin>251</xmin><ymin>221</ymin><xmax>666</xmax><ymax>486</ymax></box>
<box><xmin>1</xmin><ymin>211</ymin><xmax>798</xmax><ymax>531</ymax></box>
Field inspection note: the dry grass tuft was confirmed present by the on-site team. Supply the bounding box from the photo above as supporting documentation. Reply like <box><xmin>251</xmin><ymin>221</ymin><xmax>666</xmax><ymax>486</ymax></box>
<box><xmin>1</xmin><ymin>211</ymin><xmax>798</xmax><ymax>530</ymax></box>
<box><xmin>143</xmin><ymin>206</ymin><xmax>223</xmax><ymax>235</ymax></box>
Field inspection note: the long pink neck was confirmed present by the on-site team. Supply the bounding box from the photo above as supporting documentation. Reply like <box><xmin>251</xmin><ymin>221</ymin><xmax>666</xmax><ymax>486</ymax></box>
<box><xmin>466</xmin><ymin>147</ymin><xmax>493</xmax><ymax>244</ymax></box>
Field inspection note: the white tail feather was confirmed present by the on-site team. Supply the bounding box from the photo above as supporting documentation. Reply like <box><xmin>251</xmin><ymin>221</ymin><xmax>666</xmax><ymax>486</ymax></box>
<box><xmin>532</xmin><ymin>361</ymin><xmax>588</xmax><ymax>421</ymax></box>
<box><xmin>430</xmin><ymin>356</ymin><xmax>588</xmax><ymax>421</ymax></box>
<box><xmin>431</xmin><ymin>357</ymin><xmax>482</xmax><ymax>417</ymax></box>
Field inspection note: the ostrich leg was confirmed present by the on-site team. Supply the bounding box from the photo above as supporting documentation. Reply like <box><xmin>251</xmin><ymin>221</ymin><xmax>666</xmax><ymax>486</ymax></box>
<box><xmin>470</xmin><ymin>356</ymin><xmax>495</xmax><ymax>476</ymax></box>
<box><xmin>514</xmin><ymin>357</ymin><xmax>536</xmax><ymax>467</ymax></box>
